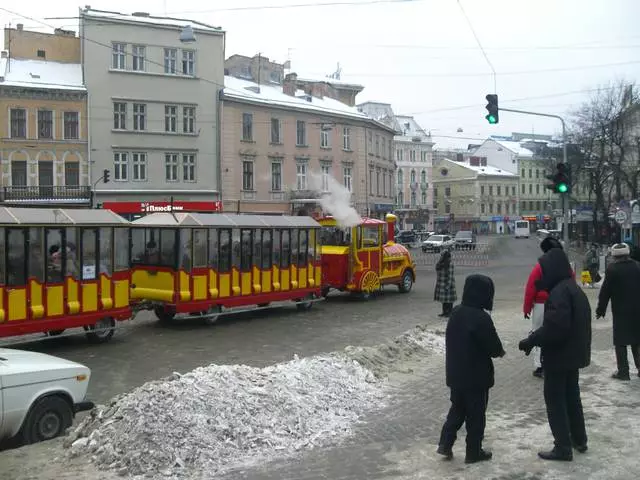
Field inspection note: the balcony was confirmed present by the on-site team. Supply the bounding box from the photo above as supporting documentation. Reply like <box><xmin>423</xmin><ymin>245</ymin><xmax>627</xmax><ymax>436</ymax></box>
<box><xmin>1</xmin><ymin>186</ymin><xmax>92</xmax><ymax>205</ymax></box>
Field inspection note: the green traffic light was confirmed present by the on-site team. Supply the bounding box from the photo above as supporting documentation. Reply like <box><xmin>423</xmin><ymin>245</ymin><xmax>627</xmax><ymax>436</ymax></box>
<box><xmin>557</xmin><ymin>183</ymin><xmax>568</xmax><ymax>193</ymax></box>
<box><xmin>486</xmin><ymin>114</ymin><xmax>497</xmax><ymax>124</ymax></box>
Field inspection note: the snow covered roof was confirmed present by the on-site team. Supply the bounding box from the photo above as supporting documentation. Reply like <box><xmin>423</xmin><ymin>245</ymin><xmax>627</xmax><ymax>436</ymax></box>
<box><xmin>80</xmin><ymin>8</ymin><xmax>223</xmax><ymax>33</ymax></box>
<box><xmin>0</xmin><ymin>57</ymin><xmax>84</xmax><ymax>91</ymax></box>
<box><xmin>440</xmin><ymin>158</ymin><xmax>516</xmax><ymax>177</ymax></box>
<box><xmin>224</xmin><ymin>76</ymin><xmax>392</xmax><ymax>127</ymax></box>
<box><xmin>294</xmin><ymin>74</ymin><xmax>364</xmax><ymax>90</ymax></box>
<box><xmin>492</xmin><ymin>140</ymin><xmax>534</xmax><ymax>157</ymax></box>
<box><xmin>394</xmin><ymin>115</ymin><xmax>431</xmax><ymax>142</ymax></box>
<box><xmin>433</xmin><ymin>134</ymin><xmax>483</xmax><ymax>152</ymax></box>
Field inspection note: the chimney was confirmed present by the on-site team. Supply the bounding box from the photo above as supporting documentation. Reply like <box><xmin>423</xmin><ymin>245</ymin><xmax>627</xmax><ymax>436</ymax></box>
<box><xmin>283</xmin><ymin>72</ymin><xmax>297</xmax><ymax>96</ymax></box>
<box><xmin>16</xmin><ymin>23</ymin><xmax>24</xmax><ymax>31</ymax></box>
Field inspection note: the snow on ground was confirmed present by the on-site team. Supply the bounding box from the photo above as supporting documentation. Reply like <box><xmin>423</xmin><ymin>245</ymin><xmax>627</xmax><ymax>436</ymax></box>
<box><xmin>65</xmin><ymin>326</ymin><xmax>446</xmax><ymax>479</ymax></box>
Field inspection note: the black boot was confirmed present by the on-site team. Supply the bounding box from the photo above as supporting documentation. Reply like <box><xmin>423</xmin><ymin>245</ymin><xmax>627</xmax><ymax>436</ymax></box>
<box><xmin>465</xmin><ymin>448</ymin><xmax>492</xmax><ymax>464</ymax></box>
<box><xmin>572</xmin><ymin>441</ymin><xmax>588</xmax><ymax>453</ymax></box>
<box><xmin>611</xmin><ymin>371</ymin><xmax>630</xmax><ymax>381</ymax></box>
<box><xmin>538</xmin><ymin>447</ymin><xmax>573</xmax><ymax>461</ymax></box>
<box><xmin>436</xmin><ymin>444</ymin><xmax>453</xmax><ymax>460</ymax></box>
<box><xmin>533</xmin><ymin>367</ymin><xmax>543</xmax><ymax>378</ymax></box>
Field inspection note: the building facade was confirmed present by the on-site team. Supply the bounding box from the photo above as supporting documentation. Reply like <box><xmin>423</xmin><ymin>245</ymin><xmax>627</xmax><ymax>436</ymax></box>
<box><xmin>0</xmin><ymin>27</ymin><xmax>89</xmax><ymax>206</ymax></box>
<box><xmin>79</xmin><ymin>8</ymin><xmax>225</xmax><ymax>217</ymax></box>
<box><xmin>221</xmin><ymin>74</ymin><xmax>396</xmax><ymax>216</ymax></box>
<box><xmin>225</xmin><ymin>53</ymin><xmax>285</xmax><ymax>85</ymax></box>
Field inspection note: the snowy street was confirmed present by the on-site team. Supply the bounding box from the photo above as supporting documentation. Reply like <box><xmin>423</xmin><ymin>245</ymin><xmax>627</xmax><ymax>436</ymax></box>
<box><xmin>2</xmin><ymin>236</ymin><xmax>640</xmax><ymax>480</ymax></box>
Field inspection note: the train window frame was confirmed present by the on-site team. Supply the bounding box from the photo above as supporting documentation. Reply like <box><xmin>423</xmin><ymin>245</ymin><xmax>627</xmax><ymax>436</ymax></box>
<box><xmin>6</xmin><ymin>228</ymin><xmax>27</xmax><ymax>286</ymax></box>
<box><xmin>298</xmin><ymin>229</ymin><xmax>308</xmax><ymax>266</ymax></box>
<box><xmin>45</xmin><ymin>228</ymin><xmax>65</xmax><ymax>283</ymax></box>
<box><xmin>261</xmin><ymin>229</ymin><xmax>272</xmax><ymax>269</ymax></box>
<box><xmin>208</xmin><ymin>228</ymin><xmax>219</xmax><ymax>271</ymax></box>
<box><xmin>160</xmin><ymin>229</ymin><xmax>178</xmax><ymax>268</ymax></box>
<box><xmin>219</xmin><ymin>229</ymin><xmax>231</xmax><ymax>273</ymax></box>
<box><xmin>0</xmin><ymin>227</ymin><xmax>5</xmax><ymax>285</ymax></box>
<box><xmin>361</xmin><ymin>226</ymin><xmax>380</xmax><ymax>248</ymax></box>
<box><xmin>81</xmin><ymin>228</ymin><xmax>98</xmax><ymax>280</ymax></box>
<box><xmin>290</xmin><ymin>229</ymin><xmax>299</xmax><ymax>268</ymax></box>
<box><xmin>66</xmin><ymin>227</ymin><xmax>80</xmax><ymax>280</ymax></box>
<box><xmin>28</xmin><ymin>228</ymin><xmax>45</xmax><ymax>283</ymax></box>
<box><xmin>272</xmin><ymin>229</ymin><xmax>281</xmax><ymax>267</ymax></box>
<box><xmin>100</xmin><ymin>227</ymin><xmax>114</xmax><ymax>276</ymax></box>
<box><xmin>280</xmin><ymin>229</ymin><xmax>290</xmax><ymax>268</ymax></box>
<box><xmin>114</xmin><ymin>227</ymin><xmax>129</xmax><ymax>271</ymax></box>
<box><xmin>180</xmin><ymin>228</ymin><xmax>192</xmax><ymax>272</ymax></box>
<box><xmin>252</xmin><ymin>229</ymin><xmax>262</xmax><ymax>269</ymax></box>
<box><xmin>308</xmin><ymin>230</ymin><xmax>316</xmax><ymax>264</ymax></box>
<box><xmin>240</xmin><ymin>229</ymin><xmax>252</xmax><ymax>272</ymax></box>
<box><xmin>193</xmin><ymin>228</ymin><xmax>208</xmax><ymax>268</ymax></box>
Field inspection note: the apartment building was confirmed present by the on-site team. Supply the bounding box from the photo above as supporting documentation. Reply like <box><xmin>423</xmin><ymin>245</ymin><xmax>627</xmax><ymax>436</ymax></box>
<box><xmin>221</xmin><ymin>73</ymin><xmax>397</xmax><ymax>216</ymax></box>
<box><xmin>79</xmin><ymin>8</ymin><xmax>225</xmax><ymax>218</ymax></box>
<box><xmin>225</xmin><ymin>53</ymin><xmax>285</xmax><ymax>85</ymax></box>
<box><xmin>0</xmin><ymin>26</ymin><xmax>89</xmax><ymax>206</ymax></box>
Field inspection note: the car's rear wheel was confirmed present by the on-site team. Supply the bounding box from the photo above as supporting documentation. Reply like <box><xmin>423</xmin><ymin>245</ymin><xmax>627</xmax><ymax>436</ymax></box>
<box><xmin>20</xmin><ymin>395</ymin><xmax>73</xmax><ymax>445</ymax></box>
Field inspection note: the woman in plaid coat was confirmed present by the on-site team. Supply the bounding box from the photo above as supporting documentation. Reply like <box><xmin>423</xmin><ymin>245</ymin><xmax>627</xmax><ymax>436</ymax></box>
<box><xmin>435</xmin><ymin>248</ymin><xmax>457</xmax><ymax>317</ymax></box>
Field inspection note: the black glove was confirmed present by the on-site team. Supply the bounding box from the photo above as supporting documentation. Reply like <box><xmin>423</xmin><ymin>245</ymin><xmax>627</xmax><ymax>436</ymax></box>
<box><xmin>524</xmin><ymin>313</ymin><xmax>530</xmax><ymax>320</ymax></box>
<box><xmin>518</xmin><ymin>338</ymin><xmax>534</xmax><ymax>356</ymax></box>
<box><xmin>595</xmin><ymin>310</ymin><xmax>605</xmax><ymax>319</ymax></box>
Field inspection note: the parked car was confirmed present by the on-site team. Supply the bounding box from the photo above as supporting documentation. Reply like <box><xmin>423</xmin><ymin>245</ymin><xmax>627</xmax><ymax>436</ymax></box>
<box><xmin>0</xmin><ymin>348</ymin><xmax>94</xmax><ymax>445</ymax></box>
<box><xmin>454</xmin><ymin>230</ymin><xmax>477</xmax><ymax>250</ymax></box>
<box><xmin>396</xmin><ymin>230</ymin><xmax>418</xmax><ymax>247</ymax></box>
<box><xmin>421</xmin><ymin>234</ymin><xmax>455</xmax><ymax>252</ymax></box>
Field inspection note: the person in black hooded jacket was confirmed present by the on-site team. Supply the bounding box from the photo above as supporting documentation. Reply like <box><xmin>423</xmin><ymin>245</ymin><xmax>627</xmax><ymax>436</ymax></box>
<box><xmin>519</xmin><ymin>247</ymin><xmax>592</xmax><ymax>461</ymax></box>
<box><xmin>437</xmin><ymin>274</ymin><xmax>505</xmax><ymax>464</ymax></box>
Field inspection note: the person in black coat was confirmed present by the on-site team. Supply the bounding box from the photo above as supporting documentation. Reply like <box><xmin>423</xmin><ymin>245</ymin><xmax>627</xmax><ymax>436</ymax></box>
<box><xmin>596</xmin><ymin>243</ymin><xmax>640</xmax><ymax>380</ymax></box>
<box><xmin>519</xmin><ymin>247</ymin><xmax>592</xmax><ymax>461</ymax></box>
<box><xmin>437</xmin><ymin>274</ymin><xmax>505</xmax><ymax>464</ymax></box>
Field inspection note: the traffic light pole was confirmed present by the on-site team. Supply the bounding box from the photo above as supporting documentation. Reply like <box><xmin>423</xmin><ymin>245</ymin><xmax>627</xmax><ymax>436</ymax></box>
<box><xmin>498</xmin><ymin>107</ymin><xmax>569</xmax><ymax>247</ymax></box>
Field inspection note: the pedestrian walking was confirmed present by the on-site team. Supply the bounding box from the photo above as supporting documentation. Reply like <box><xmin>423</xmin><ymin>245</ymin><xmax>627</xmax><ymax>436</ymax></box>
<box><xmin>583</xmin><ymin>243</ymin><xmax>601</xmax><ymax>288</ymax></box>
<box><xmin>595</xmin><ymin>243</ymin><xmax>640</xmax><ymax>381</ymax></box>
<box><xmin>518</xmin><ymin>247</ymin><xmax>591</xmax><ymax>461</ymax></box>
<box><xmin>434</xmin><ymin>248</ymin><xmax>457</xmax><ymax>317</ymax></box>
<box><xmin>437</xmin><ymin>274</ymin><xmax>505</xmax><ymax>463</ymax></box>
<box><xmin>522</xmin><ymin>236</ymin><xmax>564</xmax><ymax>378</ymax></box>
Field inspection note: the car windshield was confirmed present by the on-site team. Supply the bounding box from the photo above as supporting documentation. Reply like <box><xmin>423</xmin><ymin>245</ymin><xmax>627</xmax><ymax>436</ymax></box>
<box><xmin>455</xmin><ymin>231</ymin><xmax>472</xmax><ymax>239</ymax></box>
<box><xmin>428</xmin><ymin>235</ymin><xmax>444</xmax><ymax>242</ymax></box>
<box><xmin>516</xmin><ymin>221</ymin><xmax>528</xmax><ymax>228</ymax></box>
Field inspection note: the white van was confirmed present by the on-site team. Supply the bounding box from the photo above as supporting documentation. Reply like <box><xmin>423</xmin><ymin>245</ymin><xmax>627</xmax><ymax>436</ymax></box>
<box><xmin>514</xmin><ymin>220</ymin><xmax>530</xmax><ymax>238</ymax></box>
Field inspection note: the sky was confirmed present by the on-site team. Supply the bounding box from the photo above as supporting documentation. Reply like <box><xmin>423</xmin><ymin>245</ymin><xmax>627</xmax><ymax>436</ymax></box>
<box><xmin>1</xmin><ymin>0</ymin><xmax>639</xmax><ymax>148</ymax></box>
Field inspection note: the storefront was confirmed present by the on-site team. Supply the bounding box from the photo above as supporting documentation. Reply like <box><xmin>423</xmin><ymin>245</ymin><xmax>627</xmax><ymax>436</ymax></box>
<box><xmin>101</xmin><ymin>200</ymin><xmax>223</xmax><ymax>220</ymax></box>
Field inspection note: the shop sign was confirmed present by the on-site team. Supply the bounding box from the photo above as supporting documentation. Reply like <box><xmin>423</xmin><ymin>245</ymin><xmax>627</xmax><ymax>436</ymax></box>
<box><xmin>102</xmin><ymin>201</ymin><xmax>223</xmax><ymax>214</ymax></box>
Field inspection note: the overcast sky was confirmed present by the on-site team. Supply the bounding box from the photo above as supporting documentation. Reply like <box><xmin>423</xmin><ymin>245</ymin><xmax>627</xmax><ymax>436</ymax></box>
<box><xmin>2</xmin><ymin>0</ymin><xmax>639</xmax><ymax>146</ymax></box>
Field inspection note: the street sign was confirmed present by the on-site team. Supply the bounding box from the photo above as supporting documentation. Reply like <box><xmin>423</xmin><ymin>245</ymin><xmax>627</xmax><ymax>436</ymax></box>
<box><xmin>614</xmin><ymin>210</ymin><xmax>627</xmax><ymax>225</ymax></box>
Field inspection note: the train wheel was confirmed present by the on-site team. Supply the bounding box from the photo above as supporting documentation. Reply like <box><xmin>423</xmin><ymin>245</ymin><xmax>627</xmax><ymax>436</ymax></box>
<box><xmin>398</xmin><ymin>270</ymin><xmax>414</xmax><ymax>293</ymax></box>
<box><xmin>48</xmin><ymin>330</ymin><xmax>65</xmax><ymax>337</ymax></box>
<box><xmin>154</xmin><ymin>306</ymin><xmax>176</xmax><ymax>324</ymax></box>
<box><xmin>203</xmin><ymin>306</ymin><xmax>222</xmax><ymax>326</ymax></box>
<box><xmin>358</xmin><ymin>270</ymin><xmax>381</xmax><ymax>300</ymax></box>
<box><xmin>85</xmin><ymin>317</ymin><xmax>115</xmax><ymax>344</ymax></box>
<box><xmin>296</xmin><ymin>294</ymin><xmax>315</xmax><ymax>311</ymax></box>
<box><xmin>321</xmin><ymin>287</ymin><xmax>330</xmax><ymax>298</ymax></box>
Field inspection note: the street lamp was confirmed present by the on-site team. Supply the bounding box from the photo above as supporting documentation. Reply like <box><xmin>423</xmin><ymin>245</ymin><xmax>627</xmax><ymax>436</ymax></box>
<box><xmin>180</xmin><ymin>25</ymin><xmax>196</xmax><ymax>43</ymax></box>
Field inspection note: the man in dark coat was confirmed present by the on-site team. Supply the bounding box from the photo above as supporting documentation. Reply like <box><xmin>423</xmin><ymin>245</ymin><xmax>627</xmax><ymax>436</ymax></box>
<box><xmin>437</xmin><ymin>274</ymin><xmax>505</xmax><ymax>463</ymax></box>
<box><xmin>596</xmin><ymin>243</ymin><xmax>640</xmax><ymax>380</ymax></box>
<box><xmin>434</xmin><ymin>249</ymin><xmax>457</xmax><ymax>317</ymax></box>
<box><xmin>519</xmin><ymin>247</ymin><xmax>591</xmax><ymax>461</ymax></box>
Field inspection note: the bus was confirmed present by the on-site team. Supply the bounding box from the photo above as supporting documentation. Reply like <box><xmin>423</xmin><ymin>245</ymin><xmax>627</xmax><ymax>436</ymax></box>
<box><xmin>514</xmin><ymin>220</ymin><xmax>530</xmax><ymax>239</ymax></box>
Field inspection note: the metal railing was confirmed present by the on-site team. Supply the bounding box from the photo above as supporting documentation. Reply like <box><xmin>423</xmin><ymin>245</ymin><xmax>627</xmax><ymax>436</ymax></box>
<box><xmin>1</xmin><ymin>186</ymin><xmax>92</xmax><ymax>203</ymax></box>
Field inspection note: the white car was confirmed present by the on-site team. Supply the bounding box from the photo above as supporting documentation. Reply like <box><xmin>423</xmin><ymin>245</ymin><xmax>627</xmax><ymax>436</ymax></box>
<box><xmin>421</xmin><ymin>234</ymin><xmax>455</xmax><ymax>253</ymax></box>
<box><xmin>0</xmin><ymin>348</ymin><xmax>94</xmax><ymax>445</ymax></box>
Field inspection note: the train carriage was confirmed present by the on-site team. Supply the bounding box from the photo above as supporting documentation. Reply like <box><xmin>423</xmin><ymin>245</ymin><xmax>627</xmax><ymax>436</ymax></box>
<box><xmin>129</xmin><ymin>212</ymin><xmax>322</xmax><ymax>323</ymax></box>
<box><xmin>0</xmin><ymin>207</ymin><xmax>132</xmax><ymax>343</ymax></box>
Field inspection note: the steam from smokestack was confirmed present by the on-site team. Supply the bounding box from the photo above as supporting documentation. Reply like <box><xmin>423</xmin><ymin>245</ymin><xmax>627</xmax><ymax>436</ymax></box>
<box><xmin>308</xmin><ymin>172</ymin><xmax>362</xmax><ymax>227</ymax></box>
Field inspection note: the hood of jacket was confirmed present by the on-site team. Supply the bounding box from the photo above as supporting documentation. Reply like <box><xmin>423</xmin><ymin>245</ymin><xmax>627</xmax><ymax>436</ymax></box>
<box><xmin>461</xmin><ymin>274</ymin><xmax>495</xmax><ymax>311</ymax></box>
<box><xmin>540</xmin><ymin>236</ymin><xmax>563</xmax><ymax>253</ymax></box>
<box><xmin>537</xmin><ymin>247</ymin><xmax>572</xmax><ymax>291</ymax></box>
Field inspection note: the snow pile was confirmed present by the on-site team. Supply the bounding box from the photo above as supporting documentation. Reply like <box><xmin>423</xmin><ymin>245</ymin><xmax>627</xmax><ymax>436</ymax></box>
<box><xmin>65</xmin><ymin>354</ymin><xmax>382</xmax><ymax>477</ymax></box>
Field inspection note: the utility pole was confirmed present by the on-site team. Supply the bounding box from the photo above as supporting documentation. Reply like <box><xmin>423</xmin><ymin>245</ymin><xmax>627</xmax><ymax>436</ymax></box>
<box><xmin>499</xmin><ymin>107</ymin><xmax>570</xmax><ymax>247</ymax></box>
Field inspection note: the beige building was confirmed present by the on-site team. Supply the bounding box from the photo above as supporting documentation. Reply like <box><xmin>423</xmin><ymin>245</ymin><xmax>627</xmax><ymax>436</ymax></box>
<box><xmin>0</xmin><ymin>27</ymin><xmax>89</xmax><ymax>206</ymax></box>
<box><xmin>221</xmin><ymin>73</ymin><xmax>397</xmax><ymax>216</ymax></box>
<box><xmin>432</xmin><ymin>158</ymin><xmax>519</xmax><ymax>233</ymax></box>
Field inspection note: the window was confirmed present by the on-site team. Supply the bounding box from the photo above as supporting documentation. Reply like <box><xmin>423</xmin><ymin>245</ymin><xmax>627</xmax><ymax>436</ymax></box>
<box><xmin>528</xmin><ymin>169</ymin><xmax>532</xmax><ymax>178</ymax></box>
<box><xmin>115</xmin><ymin>228</ymin><xmax>129</xmax><ymax>271</ymax></box>
<box><xmin>183</xmin><ymin>154</ymin><xmax>196</xmax><ymax>182</ymax></box>
<box><xmin>113</xmin><ymin>102</ymin><xmax>126</xmax><ymax>130</ymax></box>
<box><xmin>193</xmin><ymin>229</ymin><xmax>208</xmax><ymax>268</ymax></box>
<box><xmin>497</xmin><ymin>203</ymin><xmax>502</xmax><ymax>214</ymax></box>
<box><xmin>536</xmin><ymin>184</ymin><xmax>540</xmax><ymax>194</ymax></box>
<box><xmin>343</xmin><ymin>167</ymin><xmax>352</xmax><ymax>192</ymax></box>
<box><xmin>529</xmin><ymin>184</ymin><xmax>533</xmax><ymax>194</ymax></box>
<box><xmin>218</xmin><ymin>229</ymin><xmax>231</xmax><ymax>273</ymax></box>
<box><xmin>240</xmin><ymin>230</ymin><xmax>252</xmax><ymax>272</ymax></box>
<box><xmin>382</xmin><ymin>138</ymin><xmax>387</xmax><ymax>158</ymax></box>
<box><xmin>271</xmin><ymin>162</ymin><xmax>282</xmax><ymax>191</ymax></box>
<box><xmin>133</xmin><ymin>103</ymin><xmax>146</xmax><ymax>131</ymax></box>
<box><xmin>376</xmin><ymin>170</ymin><xmax>381</xmax><ymax>195</ymax></box>
<box><xmin>164</xmin><ymin>105</ymin><xmax>177</xmax><ymax>132</ymax></box>
<box><xmin>489</xmin><ymin>186</ymin><xmax>493</xmax><ymax>196</ymax></box>
<box><xmin>261</xmin><ymin>230</ymin><xmax>272</xmax><ymax>269</ymax></box>
<box><xmin>421</xmin><ymin>191</ymin><xmax>427</xmax><ymax>205</ymax></box>
<box><xmin>375</xmin><ymin>135</ymin><xmax>380</xmax><ymax>155</ymax></box>
<box><xmin>368</xmin><ymin>131</ymin><xmax>372</xmax><ymax>149</ymax></box>
<box><xmin>512</xmin><ymin>186</ymin><xmax>516</xmax><ymax>196</ymax></box>
<box><xmin>321</xmin><ymin>165</ymin><xmax>330</xmax><ymax>191</ymax></box>
<box><xmin>132</xmin><ymin>152</ymin><xmax>147</xmax><ymax>181</ymax></box>
<box><xmin>6</xmin><ymin>229</ymin><xmax>26</xmax><ymax>286</ymax></box>
<box><xmin>536</xmin><ymin>169</ymin><xmax>540</xmax><ymax>179</ymax></box>
<box><xmin>182</xmin><ymin>50</ymin><xmax>195</xmax><ymax>75</ymax></box>
<box><xmin>481</xmin><ymin>203</ymin><xmax>485</xmax><ymax>214</ymax></box>
<box><xmin>242</xmin><ymin>113</ymin><xmax>253</xmax><ymax>141</ymax></box>
<box><xmin>37</xmin><ymin>49</ymin><xmax>46</xmax><ymax>58</ymax></box>
<box><xmin>99</xmin><ymin>227</ymin><xmax>113</xmax><ymax>276</ymax></box>
<box><xmin>132</xmin><ymin>45</ymin><xmax>145</xmax><ymax>71</ymax></box>
<box><xmin>114</xmin><ymin>152</ymin><xmax>128</xmax><ymax>181</ymax></box>
<box><xmin>271</xmin><ymin>118</ymin><xmax>281</xmax><ymax>143</ymax></box>
<box><xmin>37</xmin><ymin>110</ymin><xmax>53</xmax><ymax>139</ymax></box>
<box><xmin>397</xmin><ymin>169</ymin><xmax>403</xmax><ymax>185</ymax></box>
<box><xmin>80</xmin><ymin>228</ymin><xmax>98</xmax><ymax>280</ymax></box>
<box><xmin>410</xmin><ymin>150</ymin><xmax>416</xmax><ymax>162</ymax></box>
<box><xmin>497</xmin><ymin>186</ymin><xmax>501</xmax><ymax>196</ymax></box>
<box><xmin>481</xmin><ymin>185</ymin><xmax>485</xmax><ymax>195</ymax></box>
<box><xmin>281</xmin><ymin>230</ymin><xmax>291</xmax><ymax>268</ymax></box>
<box><xmin>342</xmin><ymin>127</ymin><xmax>351</xmax><ymax>150</ymax></box>
<box><xmin>112</xmin><ymin>42</ymin><xmax>126</xmax><ymax>69</ymax></box>
<box><xmin>397</xmin><ymin>149</ymin><xmax>403</xmax><ymax>162</ymax></box>
<box><xmin>421</xmin><ymin>170</ymin><xmax>426</xmax><ymax>184</ymax></box>
<box><xmin>183</xmin><ymin>107</ymin><xmax>195</xmax><ymax>134</ymax></box>
<box><xmin>421</xmin><ymin>151</ymin><xmax>428</xmax><ymax>162</ymax></box>
<box><xmin>253</xmin><ymin>229</ymin><xmax>262</xmax><ymax>268</ymax></box>
<box><xmin>11</xmin><ymin>160</ymin><xmax>27</xmax><ymax>186</ymax></box>
<box><xmin>242</xmin><ymin>160</ymin><xmax>254</xmax><ymax>190</ymax></box>
<box><xmin>445</xmin><ymin>186</ymin><xmax>451</xmax><ymax>197</ymax></box>
<box><xmin>63</xmin><ymin>112</ymin><xmax>79</xmax><ymax>139</ymax></box>
<box><xmin>410</xmin><ymin>170</ymin><xmax>416</xmax><ymax>184</ymax></box>
<box><xmin>296</xmin><ymin>163</ymin><xmax>307</xmax><ymax>190</ymax></box>
<box><xmin>321</xmin><ymin>128</ymin><xmax>330</xmax><ymax>148</ymax></box>
<box><xmin>10</xmin><ymin>108</ymin><xmax>26</xmax><ymax>138</ymax></box>
<box><xmin>65</xmin><ymin>162</ymin><xmax>79</xmax><ymax>186</ymax></box>
<box><xmin>164</xmin><ymin>48</ymin><xmax>177</xmax><ymax>74</ymax></box>
<box><xmin>522</xmin><ymin>184</ymin><xmax>525</xmax><ymax>194</ymax></box>
<box><xmin>397</xmin><ymin>191</ymin><xmax>404</xmax><ymax>206</ymax></box>
<box><xmin>165</xmin><ymin>153</ymin><xmax>179</xmax><ymax>181</ymax></box>
<box><xmin>521</xmin><ymin>168</ymin><xmax>526</xmax><ymax>177</ymax></box>
<box><xmin>296</xmin><ymin>120</ymin><xmax>306</xmax><ymax>146</ymax></box>
<box><xmin>444</xmin><ymin>202</ymin><xmax>450</xmax><ymax>213</ymax></box>
<box><xmin>208</xmin><ymin>228</ymin><xmax>219</xmax><ymax>271</ymax></box>
<box><xmin>383</xmin><ymin>171</ymin><xmax>387</xmax><ymax>196</ymax></box>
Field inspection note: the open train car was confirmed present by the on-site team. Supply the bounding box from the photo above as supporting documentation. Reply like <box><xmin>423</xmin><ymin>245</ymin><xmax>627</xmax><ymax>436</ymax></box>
<box><xmin>0</xmin><ymin>207</ymin><xmax>132</xmax><ymax>343</ymax></box>
<box><xmin>129</xmin><ymin>212</ymin><xmax>322</xmax><ymax>323</ymax></box>
<box><xmin>319</xmin><ymin>213</ymin><xmax>416</xmax><ymax>298</ymax></box>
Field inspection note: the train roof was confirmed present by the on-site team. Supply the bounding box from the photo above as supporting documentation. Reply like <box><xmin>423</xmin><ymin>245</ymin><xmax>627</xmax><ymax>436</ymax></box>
<box><xmin>318</xmin><ymin>216</ymin><xmax>387</xmax><ymax>225</ymax></box>
<box><xmin>0</xmin><ymin>207</ymin><xmax>129</xmax><ymax>225</ymax></box>
<box><xmin>131</xmin><ymin>212</ymin><xmax>321</xmax><ymax>228</ymax></box>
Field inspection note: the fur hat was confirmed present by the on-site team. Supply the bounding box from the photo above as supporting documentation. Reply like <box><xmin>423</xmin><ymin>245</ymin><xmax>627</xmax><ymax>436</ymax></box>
<box><xmin>611</xmin><ymin>243</ymin><xmax>630</xmax><ymax>257</ymax></box>
<box><xmin>540</xmin><ymin>236</ymin><xmax>563</xmax><ymax>253</ymax></box>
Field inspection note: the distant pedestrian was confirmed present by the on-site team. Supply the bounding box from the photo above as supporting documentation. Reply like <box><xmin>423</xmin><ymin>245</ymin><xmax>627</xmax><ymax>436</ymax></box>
<box><xmin>434</xmin><ymin>248</ymin><xmax>456</xmax><ymax>317</ymax></box>
<box><xmin>437</xmin><ymin>274</ymin><xmax>505</xmax><ymax>463</ymax></box>
<box><xmin>583</xmin><ymin>244</ymin><xmax>601</xmax><ymax>288</ymax></box>
<box><xmin>596</xmin><ymin>243</ymin><xmax>640</xmax><ymax>381</ymax></box>
<box><xmin>518</xmin><ymin>247</ymin><xmax>591</xmax><ymax>461</ymax></box>
<box><xmin>522</xmin><ymin>236</ymin><xmax>565</xmax><ymax>378</ymax></box>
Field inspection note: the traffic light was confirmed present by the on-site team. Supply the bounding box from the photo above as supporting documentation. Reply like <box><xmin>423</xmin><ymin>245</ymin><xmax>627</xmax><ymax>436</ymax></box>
<box><xmin>485</xmin><ymin>94</ymin><xmax>499</xmax><ymax>124</ymax></box>
<box><xmin>103</xmin><ymin>169</ymin><xmax>110</xmax><ymax>183</ymax></box>
<box><xmin>545</xmin><ymin>163</ymin><xmax>570</xmax><ymax>194</ymax></box>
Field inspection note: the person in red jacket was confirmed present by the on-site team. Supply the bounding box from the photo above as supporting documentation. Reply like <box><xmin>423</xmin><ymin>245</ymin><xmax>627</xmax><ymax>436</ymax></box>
<box><xmin>523</xmin><ymin>236</ymin><xmax>565</xmax><ymax>378</ymax></box>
